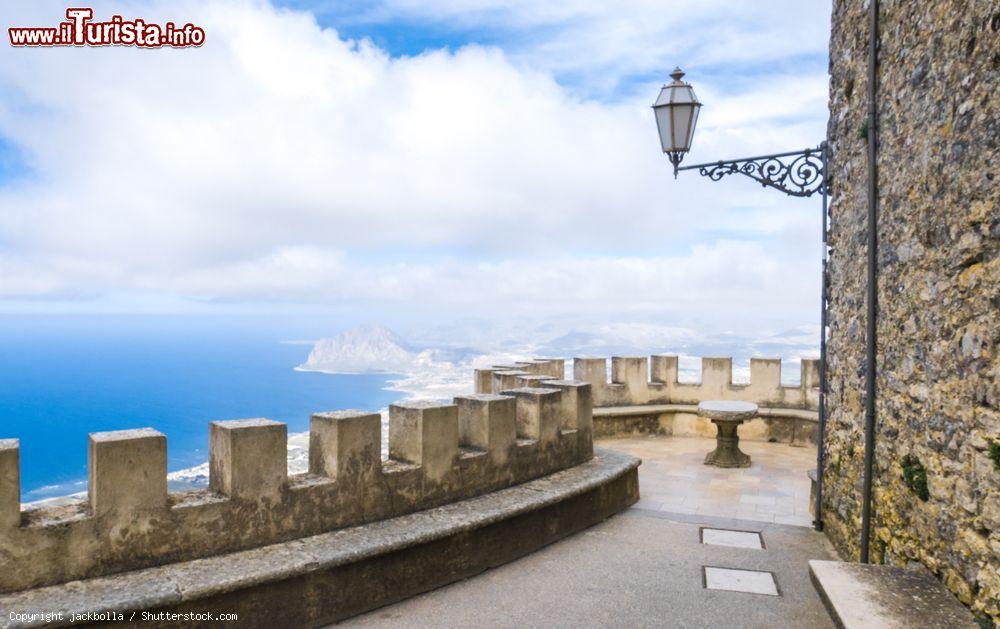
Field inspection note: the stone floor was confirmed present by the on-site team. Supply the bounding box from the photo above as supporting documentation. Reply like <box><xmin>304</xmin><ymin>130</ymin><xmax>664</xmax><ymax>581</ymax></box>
<box><xmin>342</xmin><ymin>436</ymin><xmax>835</xmax><ymax>628</ymax></box>
<box><xmin>344</xmin><ymin>507</ymin><xmax>837</xmax><ymax>628</ymax></box>
<box><xmin>604</xmin><ymin>435</ymin><xmax>816</xmax><ymax>526</ymax></box>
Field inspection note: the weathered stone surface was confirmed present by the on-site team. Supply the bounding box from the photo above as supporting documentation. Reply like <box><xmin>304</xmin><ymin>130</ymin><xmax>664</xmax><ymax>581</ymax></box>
<box><xmin>309</xmin><ymin>411</ymin><xmax>381</xmax><ymax>484</ymax></box>
<box><xmin>88</xmin><ymin>428</ymin><xmax>167</xmax><ymax>518</ymax></box>
<box><xmin>535</xmin><ymin>380</ymin><xmax>594</xmax><ymax>459</ymax></box>
<box><xmin>454</xmin><ymin>394</ymin><xmax>517</xmax><ymax>465</ymax></box>
<box><xmin>823</xmin><ymin>0</ymin><xmax>999</xmax><ymax>621</ymax></box>
<box><xmin>389</xmin><ymin>401</ymin><xmax>459</xmax><ymax>481</ymax></box>
<box><xmin>209</xmin><ymin>419</ymin><xmax>287</xmax><ymax>501</ymax></box>
<box><xmin>0</xmin><ymin>440</ymin><xmax>19</xmax><ymax>529</ymax></box>
<box><xmin>697</xmin><ymin>400</ymin><xmax>758</xmax><ymax>422</ymax></box>
<box><xmin>809</xmin><ymin>560</ymin><xmax>977</xmax><ymax>628</ymax></box>
<box><xmin>505</xmin><ymin>388</ymin><xmax>561</xmax><ymax>446</ymax></box>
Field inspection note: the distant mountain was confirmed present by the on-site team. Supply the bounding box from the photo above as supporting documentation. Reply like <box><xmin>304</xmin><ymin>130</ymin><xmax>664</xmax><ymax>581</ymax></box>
<box><xmin>298</xmin><ymin>323</ymin><xmax>423</xmax><ymax>374</ymax></box>
<box><xmin>541</xmin><ymin>323</ymin><xmax>698</xmax><ymax>356</ymax></box>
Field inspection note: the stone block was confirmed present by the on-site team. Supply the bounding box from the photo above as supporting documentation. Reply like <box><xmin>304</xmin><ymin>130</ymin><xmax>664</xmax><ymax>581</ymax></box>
<box><xmin>491</xmin><ymin>370</ymin><xmax>530</xmax><ymax>394</ymax></box>
<box><xmin>88</xmin><ymin>428</ymin><xmax>167</xmax><ymax>518</ymax></box>
<box><xmin>801</xmin><ymin>359</ymin><xmax>820</xmax><ymax>389</ymax></box>
<box><xmin>516</xmin><ymin>374</ymin><xmax>555</xmax><ymax>389</ymax></box>
<box><xmin>473</xmin><ymin>369</ymin><xmax>494</xmax><ymax>394</ymax></box>
<box><xmin>514</xmin><ymin>360</ymin><xmax>547</xmax><ymax>375</ymax></box>
<box><xmin>389</xmin><ymin>401</ymin><xmax>458</xmax><ymax>480</ymax></box>
<box><xmin>309</xmin><ymin>411</ymin><xmax>381</xmax><ymax>483</ymax></box>
<box><xmin>0</xmin><ymin>439</ymin><xmax>19</xmax><ymax>529</ymax></box>
<box><xmin>454</xmin><ymin>394</ymin><xmax>516</xmax><ymax>464</ymax></box>
<box><xmin>701</xmin><ymin>357</ymin><xmax>733</xmax><ymax>391</ymax></box>
<box><xmin>535</xmin><ymin>380</ymin><xmax>593</xmax><ymax>459</ymax></box>
<box><xmin>504</xmin><ymin>388</ymin><xmax>561</xmax><ymax>446</ymax></box>
<box><xmin>650</xmin><ymin>355</ymin><xmax>678</xmax><ymax>383</ymax></box>
<box><xmin>535</xmin><ymin>358</ymin><xmax>566</xmax><ymax>379</ymax></box>
<box><xmin>533</xmin><ymin>380</ymin><xmax>590</xmax><ymax>431</ymax></box>
<box><xmin>573</xmin><ymin>357</ymin><xmax>607</xmax><ymax>388</ymax></box>
<box><xmin>210</xmin><ymin>419</ymin><xmax>287</xmax><ymax>500</ymax></box>
<box><xmin>808</xmin><ymin>560</ymin><xmax>978</xmax><ymax>628</ymax></box>
<box><xmin>750</xmin><ymin>358</ymin><xmax>782</xmax><ymax>391</ymax></box>
<box><xmin>611</xmin><ymin>356</ymin><xmax>649</xmax><ymax>398</ymax></box>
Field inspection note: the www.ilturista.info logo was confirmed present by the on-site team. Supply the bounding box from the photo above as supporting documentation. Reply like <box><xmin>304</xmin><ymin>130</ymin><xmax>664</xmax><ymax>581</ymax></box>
<box><xmin>9</xmin><ymin>8</ymin><xmax>205</xmax><ymax>48</ymax></box>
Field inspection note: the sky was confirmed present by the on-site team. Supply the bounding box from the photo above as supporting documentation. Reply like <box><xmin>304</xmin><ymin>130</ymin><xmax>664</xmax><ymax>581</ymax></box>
<box><xmin>0</xmin><ymin>1</ymin><xmax>832</xmax><ymax>338</ymax></box>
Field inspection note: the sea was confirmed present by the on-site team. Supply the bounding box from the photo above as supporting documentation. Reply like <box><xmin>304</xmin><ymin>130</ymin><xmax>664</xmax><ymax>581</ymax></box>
<box><xmin>0</xmin><ymin>315</ymin><xmax>400</xmax><ymax>502</ymax></box>
<box><xmin>0</xmin><ymin>315</ymin><xmax>819</xmax><ymax>502</ymax></box>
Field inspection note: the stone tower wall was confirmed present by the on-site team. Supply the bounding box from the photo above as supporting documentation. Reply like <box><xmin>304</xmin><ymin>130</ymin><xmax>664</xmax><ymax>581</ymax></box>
<box><xmin>823</xmin><ymin>0</ymin><xmax>999</xmax><ymax>619</ymax></box>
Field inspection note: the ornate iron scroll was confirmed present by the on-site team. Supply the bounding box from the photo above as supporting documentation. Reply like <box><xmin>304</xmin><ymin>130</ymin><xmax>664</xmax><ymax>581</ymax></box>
<box><xmin>681</xmin><ymin>146</ymin><xmax>827</xmax><ymax>198</ymax></box>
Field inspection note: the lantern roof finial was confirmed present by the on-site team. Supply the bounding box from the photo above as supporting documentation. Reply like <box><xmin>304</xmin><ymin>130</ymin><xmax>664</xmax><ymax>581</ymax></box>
<box><xmin>670</xmin><ymin>67</ymin><xmax>685</xmax><ymax>83</ymax></box>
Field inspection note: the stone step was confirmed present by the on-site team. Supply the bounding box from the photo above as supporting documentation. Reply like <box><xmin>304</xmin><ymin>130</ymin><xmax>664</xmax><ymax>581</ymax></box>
<box><xmin>808</xmin><ymin>560</ymin><xmax>978</xmax><ymax>628</ymax></box>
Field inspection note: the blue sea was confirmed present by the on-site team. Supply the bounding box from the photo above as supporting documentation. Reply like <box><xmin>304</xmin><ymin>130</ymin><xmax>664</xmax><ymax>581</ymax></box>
<box><xmin>0</xmin><ymin>315</ymin><xmax>400</xmax><ymax>502</ymax></box>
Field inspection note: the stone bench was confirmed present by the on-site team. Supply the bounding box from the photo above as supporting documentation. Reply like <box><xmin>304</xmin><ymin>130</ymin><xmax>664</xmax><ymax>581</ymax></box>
<box><xmin>591</xmin><ymin>404</ymin><xmax>819</xmax><ymax>445</ymax></box>
<box><xmin>808</xmin><ymin>560</ymin><xmax>978</xmax><ymax>628</ymax></box>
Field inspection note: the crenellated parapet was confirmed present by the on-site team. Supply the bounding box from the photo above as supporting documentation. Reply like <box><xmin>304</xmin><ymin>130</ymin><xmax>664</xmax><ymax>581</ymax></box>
<box><xmin>0</xmin><ymin>377</ymin><xmax>593</xmax><ymax>595</ymax></box>
<box><xmin>478</xmin><ymin>355</ymin><xmax>818</xmax><ymax>410</ymax></box>
<box><xmin>477</xmin><ymin>355</ymin><xmax>820</xmax><ymax>445</ymax></box>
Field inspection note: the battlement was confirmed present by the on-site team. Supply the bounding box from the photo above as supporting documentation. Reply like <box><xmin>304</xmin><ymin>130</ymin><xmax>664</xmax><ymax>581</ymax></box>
<box><xmin>0</xmin><ymin>353</ymin><xmax>813</xmax><ymax>596</ymax></box>
<box><xmin>0</xmin><ymin>375</ymin><xmax>593</xmax><ymax>595</ymax></box>
<box><xmin>477</xmin><ymin>355</ymin><xmax>819</xmax><ymax>410</ymax></box>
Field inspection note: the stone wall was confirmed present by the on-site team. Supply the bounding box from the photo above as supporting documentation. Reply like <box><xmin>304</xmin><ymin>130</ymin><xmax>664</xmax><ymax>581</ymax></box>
<box><xmin>477</xmin><ymin>355</ymin><xmax>821</xmax><ymax>445</ymax></box>
<box><xmin>0</xmin><ymin>358</ymin><xmax>593</xmax><ymax>594</ymax></box>
<box><xmin>823</xmin><ymin>0</ymin><xmax>999</xmax><ymax>621</ymax></box>
<box><xmin>478</xmin><ymin>355</ymin><xmax>820</xmax><ymax>409</ymax></box>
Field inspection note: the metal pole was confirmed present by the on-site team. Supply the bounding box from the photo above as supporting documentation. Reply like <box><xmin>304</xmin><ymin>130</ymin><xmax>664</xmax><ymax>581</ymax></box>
<box><xmin>814</xmin><ymin>141</ymin><xmax>829</xmax><ymax>532</ymax></box>
<box><xmin>860</xmin><ymin>0</ymin><xmax>879</xmax><ymax>564</ymax></box>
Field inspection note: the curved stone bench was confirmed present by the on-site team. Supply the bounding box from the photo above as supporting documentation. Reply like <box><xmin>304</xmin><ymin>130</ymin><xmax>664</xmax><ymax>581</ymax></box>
<box><xmin>592</xmin><ymin>404</ymin><xmax>819</xmax><ymax>446</ymax></box>
<box><xmin>0</xmin><ymin>448</ymin><xmax>639</xmax><ymax>629</ymax></box>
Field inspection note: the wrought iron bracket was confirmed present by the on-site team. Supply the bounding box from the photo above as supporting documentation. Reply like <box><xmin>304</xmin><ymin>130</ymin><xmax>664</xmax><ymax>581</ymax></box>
<box><xmin>677</xmin><ymin>144</ymin><xmax>828</xmax><ymax>198</ymax></box>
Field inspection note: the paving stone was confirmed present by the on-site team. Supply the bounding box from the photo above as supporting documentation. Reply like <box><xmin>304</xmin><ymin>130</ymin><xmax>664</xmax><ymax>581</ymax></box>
<box><xmin>701</xmin><ymin>528</ymin><xmax>764</xmax><ymax>549</ymax></box>
<box><xmin>704</xmin><ymin>566</ymin><xmax>779</xmax><ymax>596</ymax></box>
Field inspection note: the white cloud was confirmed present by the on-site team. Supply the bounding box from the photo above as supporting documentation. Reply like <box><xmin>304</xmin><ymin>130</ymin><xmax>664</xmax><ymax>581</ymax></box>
<box><xmin>0</xmin><ymin>0</ymin><xmax>829</xmax><ymax>334</ymax></box>
<box><xmin>337</xmin><ymin>0</ymin><xmax>831</xmax><ymax>95</ymax></box>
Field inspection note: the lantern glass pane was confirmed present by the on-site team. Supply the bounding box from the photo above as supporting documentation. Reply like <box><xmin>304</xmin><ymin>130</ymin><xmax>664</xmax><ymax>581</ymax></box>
<box><xmin>671</xmin><ymin>85</ymin><xmax>696</xmax><ymax>105</ymax></box>
<box><xmin>671</xmin><ymin>105</ymin><xmax>693</xmax><ymax>152</ymax></box>
<box><xmin>654</xmin><ymin>105</ymin><xmax>674</xmax><ymax>152</ymax></box>
<box><xmin>686</xmin><ymin>105</ymin><xmax>701</xmax><ymax>149</ymax></box>
<box><xmin>654</xmin><ymin>86</ymin><xmax>672</xmax><ymax>107</ymax></box>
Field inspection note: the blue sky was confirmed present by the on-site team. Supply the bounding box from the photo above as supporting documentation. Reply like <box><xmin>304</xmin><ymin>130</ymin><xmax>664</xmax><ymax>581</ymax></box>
<box><xmin>0</xmin><ymin>0</ymin><xmax>832</xmax><ymax>336</ymax></box>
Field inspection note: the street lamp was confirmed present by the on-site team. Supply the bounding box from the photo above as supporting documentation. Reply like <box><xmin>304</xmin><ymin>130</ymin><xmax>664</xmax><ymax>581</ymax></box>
<box><xmin>654</xmin><ymin>69</ymin><xmax>830</xmax><ymax>533</ymax></box>
<box><xmin>652</xmin><ymin>67</ymin><xmax>702</xmax><ymax>176</ymax></box>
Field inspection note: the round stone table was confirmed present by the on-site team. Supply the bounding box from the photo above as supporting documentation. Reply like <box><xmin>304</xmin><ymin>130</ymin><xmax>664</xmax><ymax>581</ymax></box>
<box><xmin>698</xmin><ymin>400</ymin><xmax>758</xmax><ymax>468</ymax></box>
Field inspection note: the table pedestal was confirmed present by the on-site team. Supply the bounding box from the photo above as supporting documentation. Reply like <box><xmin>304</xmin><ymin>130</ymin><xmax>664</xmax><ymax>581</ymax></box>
<box><xmin>704</xmin><ymin>419</ymin><xmax>751</xmax><ymax>468</ymax></box>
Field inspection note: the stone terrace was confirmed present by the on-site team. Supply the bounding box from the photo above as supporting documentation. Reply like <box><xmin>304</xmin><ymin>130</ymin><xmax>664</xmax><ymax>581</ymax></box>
<box><xmin>605</xmin><ymin>435</ymin><xmax>815</xmax><ymax>526</ymax></box>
